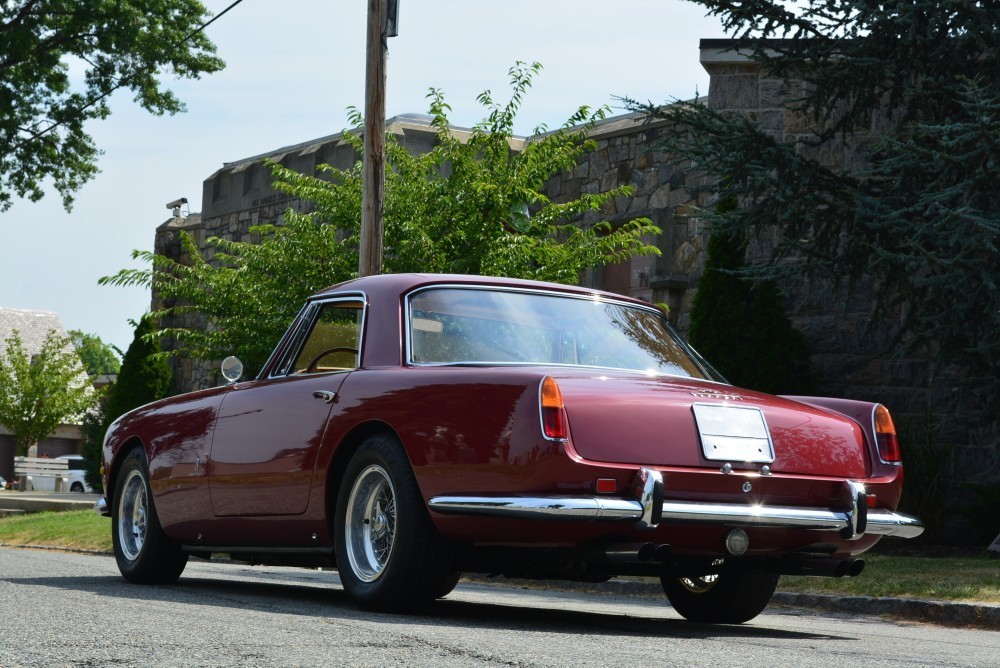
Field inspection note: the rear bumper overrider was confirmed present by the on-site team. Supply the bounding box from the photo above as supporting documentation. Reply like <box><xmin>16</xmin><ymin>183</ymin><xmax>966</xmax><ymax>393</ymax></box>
<box><xmin>428</xmin><ymin>468</ymin><xmax>924</xmax><ymax>540</ymax></box>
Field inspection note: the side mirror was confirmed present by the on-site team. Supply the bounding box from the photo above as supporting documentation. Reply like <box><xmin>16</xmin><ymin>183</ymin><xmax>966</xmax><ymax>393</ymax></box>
<box><xmin>221</xmin><ymin>356</ymin><xmax>244</xmax><ymax>384</ymax></box>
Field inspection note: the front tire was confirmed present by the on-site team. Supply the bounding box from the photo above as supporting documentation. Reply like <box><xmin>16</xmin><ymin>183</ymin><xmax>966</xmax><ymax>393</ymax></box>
<box><xmin>334</xmin><ymin>434</ymin><xmax>456</xmax><ymax>612</ymax></box>
<box><xmin>112</xmin><ymin>448</ymin><xmax>187</xmax><ymax>584</ymax></box>
<box><xmin>661</xmin><ymin>561</ymin><xmax>778</xmax><ymax>624</ymax></box>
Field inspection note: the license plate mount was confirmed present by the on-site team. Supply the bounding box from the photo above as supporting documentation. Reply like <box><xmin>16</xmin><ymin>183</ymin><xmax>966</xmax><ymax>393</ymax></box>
<box><xmin>692</xmin><ymin>403</ymin><xmax>775</xmax><ymax>464</ymax></box>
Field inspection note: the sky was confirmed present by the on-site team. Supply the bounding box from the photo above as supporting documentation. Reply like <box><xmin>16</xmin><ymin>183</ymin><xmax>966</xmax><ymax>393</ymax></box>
<box><xmin>0</xmin><ymin>0</ymin><xmax>726</xmax><ymax>354</ymax></box>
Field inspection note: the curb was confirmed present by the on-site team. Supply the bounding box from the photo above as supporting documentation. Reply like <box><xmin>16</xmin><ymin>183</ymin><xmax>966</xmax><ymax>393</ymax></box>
<box><xmin>770</xmin><ymin>591</ymin><xmax>1000</xmax><ymax>631</ymax></box>
<box><xmin>0</xmin><ymin>542</ymin><xmax>113</xmax><ymax>556</ymax></box>
<box><xmin>462</xmin><ymin>574</ymin><xmax>1000</xmax><ymax>631</ymax></box>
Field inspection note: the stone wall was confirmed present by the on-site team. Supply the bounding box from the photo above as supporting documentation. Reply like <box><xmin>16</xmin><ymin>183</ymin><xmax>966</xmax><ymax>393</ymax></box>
<box><xmin>153</xmin><ymin>112</ymin><xmax>707</xmax><ymax>392</ymax></box>
<box><xmin>699</xmin><ymin>41</ymin><xmax>996</xmax><ymax>477</ymax></box>
<box><xmin>539</xmin><ymin>113</ymin><xmax>707</xmax><ymax>330</ymax></box>
<box><xmin>151</xmin><ymin>43</ymin><xmax>995</xmax><ymax>479</ymax></box>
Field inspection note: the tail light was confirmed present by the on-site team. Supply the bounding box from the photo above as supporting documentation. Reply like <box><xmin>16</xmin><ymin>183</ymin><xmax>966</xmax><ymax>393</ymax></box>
<box><xmin>873</xmin><ymin>404</ymin><xmax>901</xmax><ymax>463</ymax></box>
<box><xmin>540</xmin><ymin>376</ymin><xmax>568</xmax><ymax>441</ymax></box>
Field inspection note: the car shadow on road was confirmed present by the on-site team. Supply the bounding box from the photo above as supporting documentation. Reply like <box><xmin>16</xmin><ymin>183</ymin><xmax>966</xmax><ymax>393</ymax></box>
<box><xmin>7</xmin><ymin>572</ymin><xmax>847</xmax><ymax>642</ymax></box>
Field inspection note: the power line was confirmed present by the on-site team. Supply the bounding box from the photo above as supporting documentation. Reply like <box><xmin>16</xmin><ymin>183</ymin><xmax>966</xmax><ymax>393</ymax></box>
<box><xmin>16</xmin><ymin>0</ymin><xmax>247</xmax><ymax>145</ymax></box>
<box><xmin>185</xmin><ymin>0</ymin><xmax>246</xmax><ymax>43</ymax></box>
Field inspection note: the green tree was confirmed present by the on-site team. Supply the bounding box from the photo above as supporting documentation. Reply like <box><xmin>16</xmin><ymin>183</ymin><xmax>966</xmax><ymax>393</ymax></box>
<box><xmin>103</xmin><ymin>317</ymin><xmax>173</xmax><ymax>425</ymax></box>
<box><xmin>103</xmin><ymin>62</ymin><xmax>662</xmax><ymax>373</ymax></box>
<box><xmin>0</xmin><ymin>329</ymin><xmax>95</xmax><ymax>455</ymax></box>
<box><xmin>0</xmin><ymin>0</ymin><xmax>224</xmax><ymax>211</ymax></box>
<box><xmin>80</xmin><ymin>318</ymin><xmax>171</xmax><ymax>492</ymax></box>
<box><xmin>688</xmin><ymin>200</ymin><xmax>813</xmax><ymax>395</ymax></box>
<box><xmin>69</xmin><ymin>330</ymin><xmax>122</xmax><ymax>376</ymax></box>
<box><xmin>628</xmin><ymin>1</ymin><xmax>1000</xmax><ymax>424</ymax></box>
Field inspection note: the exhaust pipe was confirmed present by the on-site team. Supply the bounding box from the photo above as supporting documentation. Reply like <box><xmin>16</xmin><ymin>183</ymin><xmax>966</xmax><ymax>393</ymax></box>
<box><xmin>773</xmin><ymin>557</ymin><xmax>865</xmax><ymax>578</ymax></box>
<box><xmin>653</xmin><ymin>544</ymin><xmax>672</xmax><ymax>562</ymax></box>
<box><xmin>584</xmin><ymin>542</ymin><xmax>656</xmax><ymax>563</ymax></box>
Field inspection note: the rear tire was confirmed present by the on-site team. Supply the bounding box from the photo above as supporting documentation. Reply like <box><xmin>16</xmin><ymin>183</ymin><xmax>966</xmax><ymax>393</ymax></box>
<box><xmin>334</xmin><ymin>433</ymin><xmax>456</xmax><ymax>612</ymax></box>
<box><xmin>112</xmin><ymin>448</ymin><xmax>187</xmax><ymax>584</ymax></box>
<box><xmin>661</xmin><ymin>560</ymin><xmax>778</xmax><ymax>624</ymax></box>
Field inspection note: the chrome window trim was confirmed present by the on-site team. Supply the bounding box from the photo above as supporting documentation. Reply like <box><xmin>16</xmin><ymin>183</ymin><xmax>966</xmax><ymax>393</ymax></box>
<box><xmin>256</xmin><ymin>302</ymin><xmax>311</xmax><ymax>380</ymax></box>
<box><xmin>403</xmin><ymin>283</ymin><xmax>720</xmax><ymax>381</ymax></box>
<box><xmin>269</xmin><ymin>291</ymin><xmax>368</xmax><ymax>379</ymax></box>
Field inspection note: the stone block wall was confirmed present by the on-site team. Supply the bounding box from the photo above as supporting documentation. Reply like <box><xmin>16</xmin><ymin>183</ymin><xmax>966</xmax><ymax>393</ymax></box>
<box><xmin>151</xmin><ymin>46</ymin><xmax>994</xmax><ymax>479</ymax></box>
<box><xmin>538</xmin><ymin>113</ymin><xmax>707</xmax><ymax>331</ymax></box>
<box><xmin>699</xmin><ymin>41</ymin><xmax>995</xmax><ymax>477</ymax></box>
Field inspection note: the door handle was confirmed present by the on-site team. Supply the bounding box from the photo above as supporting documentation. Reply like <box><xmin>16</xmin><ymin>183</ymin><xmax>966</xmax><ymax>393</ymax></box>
<box><xmin>312</xmin><ymin>390</ymin><xmax>337</xmax><ymax>404</ymax></box>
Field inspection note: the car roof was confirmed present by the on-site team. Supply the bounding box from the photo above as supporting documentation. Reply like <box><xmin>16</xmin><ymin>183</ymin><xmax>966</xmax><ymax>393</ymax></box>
<box><xmin>310</xmin><ymin>273</ymin><xmax>654</xmax><ymax>309</ymax></box>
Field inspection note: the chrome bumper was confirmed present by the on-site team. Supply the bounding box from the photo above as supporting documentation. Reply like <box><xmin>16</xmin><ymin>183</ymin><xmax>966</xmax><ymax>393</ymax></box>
<box><xmin>428</xmin><ymin>470</ymin><xmax>924</xmax><ymax>540</ymax></box>
<box><xmin>94</xmin><ymin>497</ymin><xmax>110</xmax><ymax>517</ymax></box>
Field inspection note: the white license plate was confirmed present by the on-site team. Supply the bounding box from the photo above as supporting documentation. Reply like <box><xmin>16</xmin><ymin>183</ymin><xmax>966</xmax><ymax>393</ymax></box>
<box><xmin>692</xmin><ymin>403</ymin><xmax>775</xmax><ymax>464</ymax></box>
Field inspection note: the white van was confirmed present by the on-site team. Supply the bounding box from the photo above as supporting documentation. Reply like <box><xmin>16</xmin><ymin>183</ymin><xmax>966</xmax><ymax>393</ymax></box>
<box><xmin>24</xmin><ymin>455</ymin><xmax>93</xmax><ymax>493</ymax></box>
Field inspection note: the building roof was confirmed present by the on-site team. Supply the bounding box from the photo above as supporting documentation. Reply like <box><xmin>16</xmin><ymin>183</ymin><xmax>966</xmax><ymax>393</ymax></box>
<box><xmin>0</xmin><ymin>307</ymin><xmax>72</xmax><ymax>356</ymax></box>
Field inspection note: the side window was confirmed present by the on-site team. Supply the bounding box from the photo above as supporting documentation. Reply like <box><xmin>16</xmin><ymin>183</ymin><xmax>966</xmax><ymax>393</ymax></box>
<box><xmin>289</xmin><ymin>301</ymin><xmax>363</xmax><ymax>374</ymax></box>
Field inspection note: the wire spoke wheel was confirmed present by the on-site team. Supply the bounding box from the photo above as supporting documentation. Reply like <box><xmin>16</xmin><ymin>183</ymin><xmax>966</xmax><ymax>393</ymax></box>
<box><xmin>661</xmin><ymin>558</ymin><xmax>779</xmax><ymax>624</ymax></box>
<box><xmin>118</xmin><ymin>469</ymin><xmax>148</xmax><ymax>562</ymax></box>
<box><xmin>345</xmin><ymin>464</ymin><xmax>397</xmax><ymax>583</ymax></box>
<box><xmin>679</xmin><ymin>573</ymin><xmax>719</xmax><ymax>593</ymax></box>
<box><xmin>679</xmin><ymin>558</ymin><xmax>723</xmax><ymax>593</ymax></box>
<box><xmin>334</xmin><ymin>433</ymin><xmax>458</xmax><ymax>612</ymax></box>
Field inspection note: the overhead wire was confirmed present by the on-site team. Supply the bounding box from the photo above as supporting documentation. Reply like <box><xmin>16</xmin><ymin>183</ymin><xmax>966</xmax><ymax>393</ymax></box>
<box><xmin>14</xmin><ymin>0</ymin><xmax>247</xmax><ymax>145</ymax></box>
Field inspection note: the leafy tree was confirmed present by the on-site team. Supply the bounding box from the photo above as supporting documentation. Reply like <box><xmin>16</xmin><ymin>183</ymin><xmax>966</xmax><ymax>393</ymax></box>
<box><xmin>628</xmin><ymin>1</ymin><xmax>1000</xmax><ymax>425</ymax></box>
<box><xmin>80</xmin><ymin>317</ymin><xmax>171</xmax><ymax>492</ymax></box>
<box><xmin>103</xmin><ymin>316</ymin><xmax>173</xmax><ymax>425</ymax></box>
<box><xmin>79</xmin><ymin>387</ymin><xmax>108</xmax><ymax>492</ymax></box>
<box><xmin>69</xmin><ymin>330</ymin><xmax>122</xmax><ymax>376</ymax></box>
<box><xmin>0</xmin><ymin>329</ymin><xmax>95</xmax><ymax>455</ymax></box>
<box><xmin>103</xmin><ymin>63</ymin><xmax>662</xmax><ymax>374</ymax></box>
<box><xmin>689</xmin><ymin>201</ymin><xmax>813</xmax><ymax>395</ymax></box>
<box><xmin>0</xmin><ymin>0</ymin><xmax>224</xmax><ymax>211</ymax></box>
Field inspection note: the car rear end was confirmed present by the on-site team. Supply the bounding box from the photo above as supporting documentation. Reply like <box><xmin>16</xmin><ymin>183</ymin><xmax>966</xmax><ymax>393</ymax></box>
<box><xmin>407</xmin><ymin>281</ymin><xmax>921</xmax><ymax>581</ymax></box>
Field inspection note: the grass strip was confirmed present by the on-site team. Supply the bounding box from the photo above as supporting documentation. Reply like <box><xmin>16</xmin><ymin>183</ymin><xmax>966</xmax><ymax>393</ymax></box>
<box><xmin>0</xmin><ymin>510</ymin><xmax>112</xmax><ymax>552</ymax></box>
<box><xmin>779</xmin><ymin>553</ymin><xmax>1000</xmax><ymax>603</ymax></box>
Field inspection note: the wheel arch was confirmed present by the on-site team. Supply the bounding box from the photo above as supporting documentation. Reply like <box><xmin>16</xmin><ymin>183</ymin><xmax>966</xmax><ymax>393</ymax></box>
<box><xmin>107</xmin><ymin>437</ymin><xmax>145</xmax><ymax>510</ymax></box>
<box><xmin>325</xmin><ymin>421</ymin><xmax>407</xmax><ymax>530</ymax></box>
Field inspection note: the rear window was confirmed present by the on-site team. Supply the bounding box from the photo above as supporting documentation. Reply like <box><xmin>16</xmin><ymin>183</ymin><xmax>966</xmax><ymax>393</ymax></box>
<box><xmin>407</xmin><ymin>287</ymin><xmax>711</xmax><ymax>379</ymax></box>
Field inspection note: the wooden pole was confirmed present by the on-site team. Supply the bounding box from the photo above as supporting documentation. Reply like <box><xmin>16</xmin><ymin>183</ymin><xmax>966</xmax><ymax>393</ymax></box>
<box><xmin>359</xmin><ymin>0</ymin><xmax>387</xmax><ymax>277</ymax></box>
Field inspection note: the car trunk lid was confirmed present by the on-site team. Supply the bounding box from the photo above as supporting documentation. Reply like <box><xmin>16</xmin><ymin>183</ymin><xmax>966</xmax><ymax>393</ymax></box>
<box><xmin>556</xmin><ymin>373</ymin><xmax>869</xmax><ymax>478</ymax></box>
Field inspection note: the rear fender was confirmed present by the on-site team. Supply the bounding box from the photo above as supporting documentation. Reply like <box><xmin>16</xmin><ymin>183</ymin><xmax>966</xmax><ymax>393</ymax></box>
<box><xmin>781</xmin><ymin>395</ymin><xmax>899</xmax><ymax>477</ymax></box>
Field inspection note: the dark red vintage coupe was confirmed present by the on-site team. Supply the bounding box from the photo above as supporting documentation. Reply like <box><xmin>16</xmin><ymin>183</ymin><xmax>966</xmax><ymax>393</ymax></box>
<box><xmin>98</xmin><ymin>273</ymin><xmax>923</xmax><ymax>623</ymax></box>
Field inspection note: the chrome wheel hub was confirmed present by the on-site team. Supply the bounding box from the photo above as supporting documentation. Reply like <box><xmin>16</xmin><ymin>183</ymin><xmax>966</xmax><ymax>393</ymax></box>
<box><xmin>118</xmin><ymin>469</ymin><xmax>148</xmax><ymax>562</ymax></box>
<box><xmin>680</xmin><ymin>558</ymin><xmax>724</xmax><ymax>593</ymax></box>
<box><xmin>345</xmin><ymin>464</ymin><xmax>397</xmax><ymax>583</ymax></box>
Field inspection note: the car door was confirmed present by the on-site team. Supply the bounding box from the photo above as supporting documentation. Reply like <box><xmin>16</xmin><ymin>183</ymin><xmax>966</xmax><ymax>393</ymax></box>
<box><xmin>208</xmin><ymin>297</ymin><xmax>364</xmax><ymax>516</ymax></box>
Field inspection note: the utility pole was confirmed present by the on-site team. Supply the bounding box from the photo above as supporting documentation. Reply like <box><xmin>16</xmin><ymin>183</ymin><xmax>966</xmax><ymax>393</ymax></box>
<box><xmin>359</xmin><ymin>0</ymin><xmax>399</xmax><ymax>277</ymax></box>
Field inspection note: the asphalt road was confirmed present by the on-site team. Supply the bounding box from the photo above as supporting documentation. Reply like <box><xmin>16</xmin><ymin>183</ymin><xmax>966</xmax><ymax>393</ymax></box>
<box><xmin>1</xmin><ymin>548</ymin><xmax>996</xmax><ymax>667</ymax></box>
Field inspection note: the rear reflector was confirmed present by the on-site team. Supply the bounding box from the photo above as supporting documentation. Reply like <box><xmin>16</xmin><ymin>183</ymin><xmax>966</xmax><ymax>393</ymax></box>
<box><xmin>540</xmin><ymin>376</ymin><xmax>568</xmax><ymax>441</ymax></box>
<box><xmin>595</xmin><ymin>478</ymin><xmax>617</xmax><ymax>494</ymax></box>
<box><xmin>873</xmin><ymin>404</ymin><xmax>901</xmax><ymax>463</ymax></box>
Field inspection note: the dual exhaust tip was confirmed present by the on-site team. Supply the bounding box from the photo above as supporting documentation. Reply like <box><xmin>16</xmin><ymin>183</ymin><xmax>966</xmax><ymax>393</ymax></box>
<box><xmin>601</xmin><ymin>530</ymin><xmax>866</xmax><ymax>578</ymax></box>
